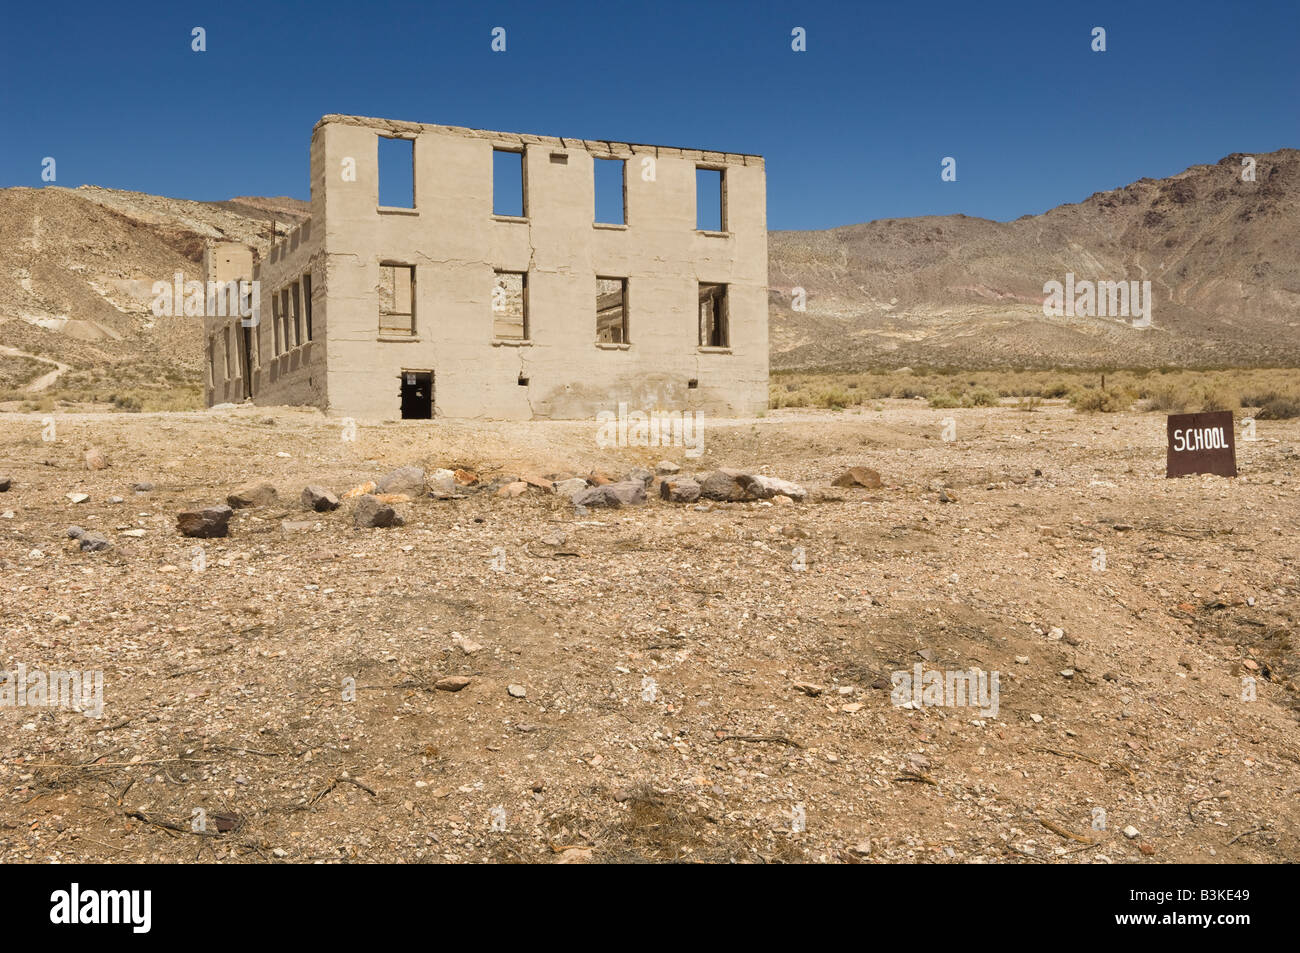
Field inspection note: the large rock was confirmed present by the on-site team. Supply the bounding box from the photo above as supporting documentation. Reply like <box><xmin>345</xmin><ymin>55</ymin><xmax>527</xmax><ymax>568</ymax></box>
<box><xmin>353</xmin><ymin>495</ymin><xmax>404</xmax><ymax>528</ymax></box>
<box><xmin>832</xmin><ymin>467</ymin><xmax>883</xmax><ymax>489</ymax></box>
<box><xmin>605</xmin><ymin>480</ymin><xmax>647</xmax><ymax>505</ymax></box>
<box><xmin>0</xmin><ymin>476</ymin><xmax>12</xmax><ymax>492</ymax></box>
<box><xmin>659</xmin><ymin>477</ymin><xmax>701</xmax><ymax>503</ymax></box>
<box><xmin>572</xmin><ymin>485</ymin><xmax>623</xmax><ymax>508</ymax></box>
<box><xmin>227</xmin><ymin>482</ymin><xmax>277</xmax><ymax>508</ymax></box>
<box><xmin>699</xmin><ymin>468</ymin><xmax>758</xmax><ymax>502</ymax></box>
<box><xmin>376</xmin><ymin>466</ymin><xmax>425</xmax><ymax>495</ymax></box>
<box><xmin>177</xmin><ymin>504</ymin><xmax>233</xmax><ymax>538</ymax></box>
<box><xmin>301</xmin><ymin>485</ymin><xmax>340</xmax><ymax>512</ymax></box>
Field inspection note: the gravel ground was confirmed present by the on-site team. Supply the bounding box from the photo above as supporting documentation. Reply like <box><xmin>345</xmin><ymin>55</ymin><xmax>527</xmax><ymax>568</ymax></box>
<box><xmin>1</xmin><ymin>400</ymin><xmax>1296</xmax><ymax>863</ymax></box>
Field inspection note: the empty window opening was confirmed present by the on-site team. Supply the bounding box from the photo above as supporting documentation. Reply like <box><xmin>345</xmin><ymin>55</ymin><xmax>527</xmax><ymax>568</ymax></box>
<box><xmin>493</xmin><ymin>149</ymin><xmax>525</xmax><ymax>217</ymax></box>
<box><xmin>379</xmin><ymin>264</ymin><xmax>415</xmax><ymax>335</ymax></box>
<box><xmin>240</xmin><ymin>325</ymin><xmax>254</xmax><ymax>399</ymax></box>
<box><xmin>271</xmin><ymin>293</ymin><xmax>282</xmax><ymax>355</ymax></box>
<box><xmin>596</xmin><ymin>277</ymin><xmax>629</xmax><ymax>343</ymax></box>
<box><xmin>549</xmin><ymin>152</ymin><xmax>568</xmax><ymax>165</ymax></box>
<box><xmin>302</xmin><ymin>273</ymin><xmax>313</xmax><ymax>341</ymax></box>
<box><xmin>493</xmin><ymin>270</ymin><xmax>527</xmax><ymax>340</ymax></box>
<box><xmin>518</xmin><ymin>375</ymin><xmax>530</xmax><ymax>386</ymax></box>
<box><xmin>699</xmin><ymin>283</ymin><xmax>729</xmax><ymax>347</ymax></box>
<box><xmin>378</xmin><ymin>136</ymin><xmax>415</xmax><ymax>208</ymax></box>
<box><xmin>280</xmin><ymin>289</ymin><xmax>293</xmax><ymax>348</ymax></box>
<box><xmin>400</xmin><ymin>370</ymin><xmax>433</xmax><ymax>419</ymax></box>
<box><xmin>222</xmin><ymin>326</ymin><xmax>232</xmax><ymax>380</ymax></box>
<box><xmin>291</xmin><ymin>282</ymin><xmax>303</xmax><ymax>347</ymax></box>
<box><xmin>696</xmin><ymin>167</ymin><xmax>725</xmax><ymax>231</ymax></box>
<box><xmin>207</xmin><ymin>337</ymin><xmax>216</xmax><ymax>387</ymax></box>
<box><xmin>594</xmin><ymin>157</ymin><xmax>625</xmax><ymax>225</ymax></box>
<box><xmin>688</xmin><ymin>378</ymin><xmax>698</xmax><ymax>389</ymax></box>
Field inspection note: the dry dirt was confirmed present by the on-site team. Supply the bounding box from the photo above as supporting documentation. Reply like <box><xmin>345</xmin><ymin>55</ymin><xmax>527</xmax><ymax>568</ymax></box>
<box><xmin>1</xmin><ymin>401</ymin><xmax>1297</xmax><ymax>863</ymax></box>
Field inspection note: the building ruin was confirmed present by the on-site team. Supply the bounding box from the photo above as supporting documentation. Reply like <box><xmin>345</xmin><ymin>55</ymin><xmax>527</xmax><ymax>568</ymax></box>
<box><xmin>203</xmin><ymin>114</ymin><xmax>768</xmax><ymax>420</ymax></box>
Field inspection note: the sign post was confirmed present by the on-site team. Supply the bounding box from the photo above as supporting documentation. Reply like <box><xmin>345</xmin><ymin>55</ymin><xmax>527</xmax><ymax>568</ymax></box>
<box><xmin>1166</xmin><ymin>410</ymin><xmax>1237</xmax><ymax>478</ymax></box>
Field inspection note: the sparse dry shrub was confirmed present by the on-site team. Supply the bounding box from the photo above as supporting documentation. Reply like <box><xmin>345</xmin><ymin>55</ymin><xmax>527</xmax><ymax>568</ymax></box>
<box><xmin>1071</xmin><ymin>388</ymin><xmax>1129</xmax><ymax>413</ymax></box>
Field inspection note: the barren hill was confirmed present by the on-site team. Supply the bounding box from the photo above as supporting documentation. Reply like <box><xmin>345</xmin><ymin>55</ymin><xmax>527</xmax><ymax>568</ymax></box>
<box><xmin>770</xmin><ymin>148</ymin><xmax>1300</xmax><ymax>370</ymax></box>
<box><xmin>0</xmin><ymin>149</ymin><xmax>1295</xmax><ymax>404</ymax></box>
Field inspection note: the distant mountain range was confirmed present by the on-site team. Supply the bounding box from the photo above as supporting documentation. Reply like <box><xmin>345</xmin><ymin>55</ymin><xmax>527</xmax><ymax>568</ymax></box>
<box><xmin>0</xmin><ymin>148</ymin><xmax>1295</xmax><ymax>400</ymax></box>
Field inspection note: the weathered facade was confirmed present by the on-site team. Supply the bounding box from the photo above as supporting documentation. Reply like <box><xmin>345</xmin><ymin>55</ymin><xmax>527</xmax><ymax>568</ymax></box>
<box><xmin>203</xmin><ymin>114</ymin><xmax>768</xmax><ymax>420</ymax></box>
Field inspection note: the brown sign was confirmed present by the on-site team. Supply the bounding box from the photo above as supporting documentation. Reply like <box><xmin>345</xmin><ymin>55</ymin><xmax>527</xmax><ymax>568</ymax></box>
<box><xmin>1166</xmin><ymin>411</ymin><xmax>1237</xmax><ymax>478</ymax></box>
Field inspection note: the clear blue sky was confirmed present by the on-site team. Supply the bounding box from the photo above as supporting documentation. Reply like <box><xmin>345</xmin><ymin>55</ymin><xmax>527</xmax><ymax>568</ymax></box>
<box><xmin>1</xmin><ymin>0</ymin><xmax>1295</xmax><ymax>229</ymax></box>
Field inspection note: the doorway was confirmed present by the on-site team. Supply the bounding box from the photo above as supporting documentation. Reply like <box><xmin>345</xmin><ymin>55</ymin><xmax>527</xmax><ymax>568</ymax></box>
<box><xmin>400</xmin><ymin>370</ymin><xmax>433</xmax><ymax>419</ymax></box>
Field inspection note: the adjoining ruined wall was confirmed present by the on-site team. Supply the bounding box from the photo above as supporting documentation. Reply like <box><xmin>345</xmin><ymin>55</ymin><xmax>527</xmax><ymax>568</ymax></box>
<box><xmin>202</xmin><ymin>243</ymin><xmax>254</xmax><ymax>406</ymax></box>
<box><xmin>314</xmin><ymin>115</ymin><xmax>767</xmax><ymax>421</ymax></box>
<box><xmin>249</xmin><ymin>218</ymin><xmax>326</xmax><ymax>409</ymax></box>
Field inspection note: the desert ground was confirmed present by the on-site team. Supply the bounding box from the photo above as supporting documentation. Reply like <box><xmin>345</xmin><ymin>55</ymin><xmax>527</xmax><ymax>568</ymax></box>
<box><xmin>1</xmin><ymin>399</ymin><xmax>1297</xmax><ymax>863</ymax></box>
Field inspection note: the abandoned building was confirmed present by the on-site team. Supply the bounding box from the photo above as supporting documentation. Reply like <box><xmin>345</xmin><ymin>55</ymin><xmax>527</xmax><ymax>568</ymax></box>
<box><xmin>202</xmin><ymin>114</ymin><xmax>769</xmax><ymax>420</ymax></box>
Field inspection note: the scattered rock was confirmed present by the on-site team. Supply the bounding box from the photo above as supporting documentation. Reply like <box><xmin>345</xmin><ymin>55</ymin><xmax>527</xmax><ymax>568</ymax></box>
<box><xmin>625</xmin><ymin>467</ymin><xmax>654</xmax><ymax>488</ymax></box>
<box><xmin>832</xmin><ymin>466</ymin><xmax>882</xmax><ymax>489</ymax></box>
<box><xmin>227</xmin><ymin>482</ymin><xmax>277</xmax><ymax>508</ymax></box>
<box><xmin>131</xmin><ymin>481</ymin><xmax>154</xmax><ymax>493</ymax></box>
<box><xmin>301</xmin><ymin>485</ymin><xmax>340</xmax><ymax>512</ymax></box>
<box><xmin>427</xmin><ymin>469</ymin><xmax>457</xmax><ymax>498</ymax></box>
<box><xmin>938</xmin><ymin>488</ymin><xmax>957</xmax><ymax>503</ymax></box>
<box><xmin>376</xmin><ymin>467</ymin><xmax>425</xmax><ymax>495</ymax></box>
<box><xmin>84</xmin><ymin>447</ymin><xmax>110</xmax><ymax>470</ymax></box>
<box><xmin>497</xmin><ymin>481</ymin><xmax>528</xmax><ymax>498</ymax></box>
<box><xmin>435</xmin><ymin>676</ymin><xmax>471</xmax><ymax>692</ymax></box>
<box><xmin>605</xmin><ymin>481</ymin><xmax>647</xmax><ymax>506</ymax></box>
<box><xmin>353</xmin><ymin>496</ymin><xmax>404</xmax><ymax>529</ymax></box>
<box><xmin>793</xmin><ymin>681</ymin><xmax>825</xmax><ymax>697</ymax></box>
<box><xmin>1122</xmin><ymin>825</ymin><xmax>1140</xmax><ymax>839</ymax></box>
<box><xmin>343</xmin><ymin>481</ymin><xmax>376</xmax><ymax>499</ymax></box>
<box><xmin>507</xmin><ymin>684</ymin><xmax>527</xmax><ymax>698</ymax></box>
<box><xmin>699</xmin><ymin>468</ymin><xmax>755</xmax><ymax>502</ymax></box>
<box><xmin>453</xmin><ymin>468</ymin><xmax>478</xmax><ymax>486</ymax></box>
<box><xmin>553</xmin><ymin>478</ymin><xmax>588</xmax><ymax>500</ymax></box>
<box><xmin>659</xmin><ymin>477</ymin><xmax>701</xmax><ymax>503</ymax></box>
<box><xmin>749</xmin><ymin>475</ymin><xmax>807</xmax><ymax>501</ymax></box>
<box><xmin>0</xmin><ymin>476</ymin><xmax>12</xmax><ymax>492</ymax></box>
<box><xmin>177</xmin><ymin>504</ymin><xmax>233</xmax><ymax>538</ymax></box>
<box><xmin>66</xmin><ymin>525</ymin><xmax>86</xmax><ymax>539</ymax></box>
<box><xmin>78</xmin><ymin>532</ymin><xmax>111</xmax><ymax>553</ymax></box>
<box><xmin>66</xmin><ymin>492</ymin><xmax>89</xmax><ymax>504</ymax></box>
<box><xmin>655</xmin><ymin>461</ymin><xmax>681</xmax><ymax>475</ymax></box>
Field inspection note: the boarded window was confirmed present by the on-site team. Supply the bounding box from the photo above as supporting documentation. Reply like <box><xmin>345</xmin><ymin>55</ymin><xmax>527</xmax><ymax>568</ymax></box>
<box><xmin>492</xmin><ymin>271</ymin><xmax>527</xmax><ymax>340</ymax></box>
<box><xmin>493</xmin><ymin>149</ymin><xmax>525</xmax><ymax>217</ymax></box>
<box><xmin>302</xmin><ymin>273</ymin><xmax>313</xmax><ymax>341</ymax></box>
<box><xmin>379</xmin><ymin>264</ymin><xmax>415</xmax><ymax>335</ymax></box>
<box><xmin>596</xmin><ymin>277</ymin><xmax>628</xmax><ymax>343</ymax></box>
<box><xmin>378</xmin><ymin>136</ymin><xmax>415</xmax><ymax>208</ymax></box>
<box><xmin>594</xmin><ymin>158</ymin><xmax>625</xmax><ymax>225</ymax></box>
<box><xmin>699</xmin><ymin>283</ymin><xmax>729</xmax><ymax>347</ymax></box>
<box><xmin>696</xmin><ymin>167</ymin><xmax>725</xmax><ymax>231</ymax></box>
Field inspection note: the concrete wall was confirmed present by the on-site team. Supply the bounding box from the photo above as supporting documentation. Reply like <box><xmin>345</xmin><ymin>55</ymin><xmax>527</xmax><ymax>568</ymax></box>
<box><xmin>202</xmin><ymin>243</ymin><xmax>254</xmax><ymax>406</ymax></box>
<box><xmin>250</xmin><ymin>219</ymin><xmax>326</xmax><ymax>409</ymax></box>
<box><xmin>313</xmin><ymin>115</ymin><xmax>768</xmax><ymax>421</ymax></box>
